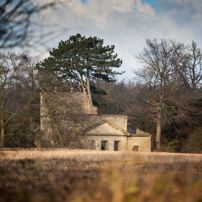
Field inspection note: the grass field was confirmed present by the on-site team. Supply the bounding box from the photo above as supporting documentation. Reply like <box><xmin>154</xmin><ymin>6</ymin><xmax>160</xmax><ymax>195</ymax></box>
<box><xmin>1</xmin><ymin>149</ymin><xmax>202</xmax><ymax>202</ymax></box>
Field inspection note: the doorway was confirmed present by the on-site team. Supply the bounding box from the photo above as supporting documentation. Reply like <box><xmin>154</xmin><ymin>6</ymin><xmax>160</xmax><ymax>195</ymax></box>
<box><xmin>101</xmin><ymin>140</ymin><xmax>108</xmax><ymax>150</ymax></box>
<box><xmin>114</xmin><ymin>141</ymin><xmax>120</xmax><ymax>151</ymax></box>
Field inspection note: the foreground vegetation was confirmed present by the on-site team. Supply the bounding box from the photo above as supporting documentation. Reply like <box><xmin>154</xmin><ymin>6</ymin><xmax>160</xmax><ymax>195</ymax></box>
<box><xmin>1</xmin><ymin>149</ymin><xmax>202</xmax><ymax>202</ymax></box>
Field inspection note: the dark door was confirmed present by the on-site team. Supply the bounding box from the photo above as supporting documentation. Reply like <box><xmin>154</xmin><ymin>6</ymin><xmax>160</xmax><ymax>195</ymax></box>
<box><xmin>101</xmin><ymin>140</ymin><xmax>107</xmax><ymax>150</ymax></box>
<box><xmin>114</xmin><ymin>141</ymin><xmax>120</xmax><ymax>151</ymax></box>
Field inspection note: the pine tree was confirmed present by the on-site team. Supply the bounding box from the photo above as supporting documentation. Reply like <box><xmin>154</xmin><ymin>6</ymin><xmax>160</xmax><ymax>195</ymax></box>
<box><xmin>36</xmin><ymin>33</ymin><xmax>123</xmax><ymax>102</ymax></box>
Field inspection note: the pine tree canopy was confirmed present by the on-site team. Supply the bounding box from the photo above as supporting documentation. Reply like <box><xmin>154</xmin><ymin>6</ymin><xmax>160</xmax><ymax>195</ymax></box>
<box><xmin>36</xmin><ymin>33</ymin><xmax>123</xmax><ymax>90</ymax></box>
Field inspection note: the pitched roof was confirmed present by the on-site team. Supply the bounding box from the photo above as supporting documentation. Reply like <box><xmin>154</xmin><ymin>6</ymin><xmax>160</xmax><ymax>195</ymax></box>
<box><xmin>85</xmin><ymin>120</ymin><xmax>151</xmax><ymax>137</ymax></box>
<box><xmin>85</xmin><ymin>120</ymin><xmax>130</xmax><ymax>136</ymax></box>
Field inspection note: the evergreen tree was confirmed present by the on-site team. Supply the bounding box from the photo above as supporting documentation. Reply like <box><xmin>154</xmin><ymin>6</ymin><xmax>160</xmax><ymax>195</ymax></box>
<box><xmin>36</xmin><ymin>33</ymin><xmax>123</xmax><ymax>102</ymax></box>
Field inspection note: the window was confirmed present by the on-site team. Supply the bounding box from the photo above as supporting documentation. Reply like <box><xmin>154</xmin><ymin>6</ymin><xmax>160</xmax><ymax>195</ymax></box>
<box><xmin>91</xmin><ymin>140</ymin><xmax>96</xmax><ymax>150</ymax></box>
<box><xmin>101</xmin><ymin>140</ymin><xmax>108</xmax><ymax>150</ymax></box>
<box><xmin>114</xmin><ymin>141</ymin><xmax>120</xmax><ymax>151</ymax></box>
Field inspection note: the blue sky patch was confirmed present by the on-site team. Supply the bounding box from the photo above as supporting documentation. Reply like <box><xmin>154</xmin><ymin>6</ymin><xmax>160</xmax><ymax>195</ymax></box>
<box><xmin>81</xmin><ymin>0</ymin><xmax>161</xmax><ymax>13</ymax></box>
<box><xmin>143</xmin><ymin>0</ymin><xmax>161</xmax><ymax>13</ymax></box>
<box><xmin>81</xmin><ymin>0</ymin><xmax>158</xmax><ymax>8</ymax></box>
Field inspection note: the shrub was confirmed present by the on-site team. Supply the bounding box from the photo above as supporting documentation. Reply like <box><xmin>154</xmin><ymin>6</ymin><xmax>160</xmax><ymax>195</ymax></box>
<box><xmin>185</xmin><ymin>127</ymin><xmax>202</xmax><ymax>153</ymax></box>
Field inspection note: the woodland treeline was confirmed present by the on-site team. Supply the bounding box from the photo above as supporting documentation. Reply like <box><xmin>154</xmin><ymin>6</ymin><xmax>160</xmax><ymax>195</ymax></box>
<box><xmin>1</xmin><ymin>1</ymin><xmax>202</xmax><ymax>152</ymax></box>
<box><xmin>1</xmin><ymin>39</ymin><xmax>202</xmax><ymax>153</ymax></box>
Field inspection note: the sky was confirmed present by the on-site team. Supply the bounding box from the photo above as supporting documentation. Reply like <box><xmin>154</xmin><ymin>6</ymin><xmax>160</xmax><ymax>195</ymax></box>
<box><xmin>31</xmin><ymin>0</ymin><xmax>202</xmax><ymax>81</ymax></box>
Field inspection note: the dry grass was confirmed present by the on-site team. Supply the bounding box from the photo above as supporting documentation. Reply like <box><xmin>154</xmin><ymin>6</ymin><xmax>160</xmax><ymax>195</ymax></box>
<box><xmin>1</xmin><ymin>149</ymin><xmax>202</xmax><ymax>162</ymax></box>
<box><xmin>1</xmin><ymin>149</ymin><xmax>202</xmax><ymax>202</ymax></box>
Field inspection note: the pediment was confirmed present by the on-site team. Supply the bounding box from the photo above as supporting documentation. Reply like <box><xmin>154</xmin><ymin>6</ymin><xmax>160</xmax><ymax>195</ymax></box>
<box><xmin>86</xmin><ymin>122</ymin><xmax>125</xmax><ymax>136</ymax></box>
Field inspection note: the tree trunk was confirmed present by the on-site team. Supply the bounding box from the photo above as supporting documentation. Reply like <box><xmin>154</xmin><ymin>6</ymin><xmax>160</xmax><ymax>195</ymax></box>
<box><xmin>80</xmin><ymin>74</ymin><xmax>85</xmax><ymax>93</ymax></box>
<box><xmin>0</xmin><ymin>118</ymin><xmax>4</xmax><ymax>148</ymax></box>
<box><xmin>86</xmin><ymin>68</ymin><xmax>92</xmax><ymax>103</ymax></box>
<box><xmin>156</xmin><ymin>105</ymin><xmax>161</xmax><ymax>149</ymax></box>
<box><xmin>56</xmin><ymin>127</ymin><xmax>64</xmax><ymax>148</ymax></box>
<box><xmin>53</xmin><ymin>121</ymin><xmax>64</xmax><ymax>148</ymax></box>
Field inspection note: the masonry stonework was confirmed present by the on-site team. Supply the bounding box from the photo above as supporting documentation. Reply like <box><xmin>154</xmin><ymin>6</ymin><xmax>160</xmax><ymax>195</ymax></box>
<box><xmin>40</xmin><ymin>91</ymin><xmax>151</xmax><ymax>152</ymax></box>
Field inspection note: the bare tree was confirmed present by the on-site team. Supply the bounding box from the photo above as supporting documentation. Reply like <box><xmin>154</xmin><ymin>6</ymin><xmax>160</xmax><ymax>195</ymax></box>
<box><xmin>134</xmin><ymin>39</ymin><xmax>187</xmax><ymax>149</ymax></box>
<box><xmin>0</xmin><ymin>0</ymin><xmax>61</xmax><ymax>49</ymax></box>
<box><xmin>0</xmin><ymin>52</ymin><xmax>39</xmax><ymax>147</ymax></box>
<box><xmin>175</xmin><ymin>41</ymin><xmax>202</xmax><ymax>91</ymax></box>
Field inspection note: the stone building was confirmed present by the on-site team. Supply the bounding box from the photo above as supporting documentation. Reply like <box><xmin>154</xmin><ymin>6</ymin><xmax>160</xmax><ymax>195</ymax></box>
<box><xmin>40</xmin><ymin>90</ymin><xmax>151</xmax><ymax>152</ymax></box>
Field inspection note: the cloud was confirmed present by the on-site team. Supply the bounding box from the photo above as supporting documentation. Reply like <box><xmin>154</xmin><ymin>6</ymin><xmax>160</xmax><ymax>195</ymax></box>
<box><xmin>156</xmin><ymin>0</ymin><xmax>202</xmax><ymax>44</ymax></box>
<box><xmin>36</xmin><ymin>0</ymin><xmax>156</xmax><ymax>30</ymax></box>
<box><xmin>31</xmin><ymin>0</ymin><xmax>202</xmax><ymax>80</ymax></box>
<box><xmin>157</xmin><ymin>0</ymin><xmax>202</xmax><ymax>22</ymax></box>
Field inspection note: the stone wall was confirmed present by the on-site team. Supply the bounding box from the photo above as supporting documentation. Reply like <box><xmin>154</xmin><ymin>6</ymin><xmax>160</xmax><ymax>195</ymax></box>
<box><xmin>127</xmin><ymin>136</ymin><xmax>151</xmax><ymax>152</ymax></box>
<box><xmin>85</xmin><ymin>115</ymin><xmax>151</xmax><ymax>152</ymax></box>
<box><xmin>40</xmin><ymin>91</ymin><xmax>151</xmax><ymax>152</ymax></box>
<box><xmin>40</xmin><ymin>92</ymin><xmax>97</xmax><ymax>134</ymax></box>
<box><xmin>87</xmin><ymin>135</ymin><xmax>151</xmax><ymax>152</ymax></box>
<box><xmin>88</xmin><ymin>135</ymin><xmax>128</xmax><ymax>151</ymax></box>
<box><xmin>54</xmin><ymin>92</ymin><xmax>97</xmax><ymax>114</ymax></box>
